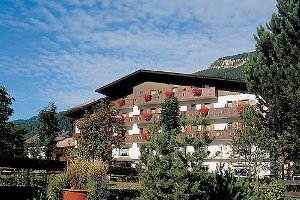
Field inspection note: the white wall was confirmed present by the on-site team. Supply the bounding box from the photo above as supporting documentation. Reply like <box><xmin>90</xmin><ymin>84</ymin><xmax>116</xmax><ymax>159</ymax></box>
<box><xmin>129</xmin><ymin>143</ymin><xmax>140</xmax><ymax>159</ymax></box>
<box><xmin>129</xmin><ymin>105</ymin><xmax>140</xmax><ymax>117</ymax></box>
<box><xmin>128</xmin><ymin>124</ymin><xmax>140</xmax><ymax>135</ymax></box>
<box><xmin>214</xmin><ymin>94</ymin><xmax>256</xmax><ymax>108</ymax></box>
<box><xmin>214</xmin><ymin>123</ymin><xmax>227</xmax><ymax>130</ymax></box>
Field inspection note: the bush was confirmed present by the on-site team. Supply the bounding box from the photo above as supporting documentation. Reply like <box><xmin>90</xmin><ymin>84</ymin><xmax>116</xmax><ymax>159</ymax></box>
<box><xmin>47</xmin><ymin>158</ymin><xmax>108</xmax><ymax>200</ymax></box>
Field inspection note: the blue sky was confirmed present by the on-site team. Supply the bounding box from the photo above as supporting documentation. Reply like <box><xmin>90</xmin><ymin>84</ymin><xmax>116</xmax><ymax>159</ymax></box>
<box><xmin>0</xmin><ymin>0</ymin><xmax>277</xmax><ymax>120</ymax></box>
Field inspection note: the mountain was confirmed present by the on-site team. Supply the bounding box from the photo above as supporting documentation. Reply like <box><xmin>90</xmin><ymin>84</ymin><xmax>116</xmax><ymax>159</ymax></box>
<box><xmin>13</xmin><ymin>113</ymin><xmax>74</xmax><ymax>140</ymax></box>
<box><xmin>195</xmin><ymin>52</ymin><xmax>254</xmax><ymax>80</ymax></box>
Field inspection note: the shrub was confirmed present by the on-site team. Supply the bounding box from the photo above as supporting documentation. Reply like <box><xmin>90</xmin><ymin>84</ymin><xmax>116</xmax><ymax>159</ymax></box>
<box><xmin>47</xmin><ymin>158</ymin><xmax>108</xmax><ymax>200</ymax></box>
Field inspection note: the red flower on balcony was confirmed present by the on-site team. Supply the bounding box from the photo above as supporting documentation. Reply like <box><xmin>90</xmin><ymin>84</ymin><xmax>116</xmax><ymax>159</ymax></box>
<box><xmin>165</xmin><ymin>91</ymin><xmax>174</xmax><ymax>98</ymax></box>
<box><xmin>116</xmin><ymin>98</ymin><xmax>125</xmax><ymax>107</ymax></box>
<box><xmin>192</xmin><ymin>88</ymin><xmax>202</xmax><ymax>96</ymax></box>
<box><xmin>118</xmin><ymin>115</ymin><xmax>124</xmax><ymax>124</ymax></box>
<box><xmin>142</xmin><ymin>132</ymin><xmax>150</xmax><ymax>140</ymax></box>
<box><xmin>237</xmin><ymin>103</ymin><xmax>249</xmax><ymax>114</ymax></box>
<box><xmin>143</xmin><ymin>94</ymin><xmax>152</xmax><ymax>102</ymax></box>
<box><xmin>142</xmin><ymin>112</ymin><xmax>152</xmax><ymax>121</ymax></box>
<box><xmin>199</xmin><ymin>107</ymin><xmax>209</xmax><ymax>116</ymax></box>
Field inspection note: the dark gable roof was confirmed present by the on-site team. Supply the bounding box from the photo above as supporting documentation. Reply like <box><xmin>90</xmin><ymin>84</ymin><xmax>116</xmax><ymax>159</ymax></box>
<box><xmin>63</xmin><ymin>98</ymin><xmax>103</xmax><ymax>118</ymax></box>
<box><xmin>96</xmin><ymin>69</ymin><xmax>247</xmax><ymax>99</ymax></box>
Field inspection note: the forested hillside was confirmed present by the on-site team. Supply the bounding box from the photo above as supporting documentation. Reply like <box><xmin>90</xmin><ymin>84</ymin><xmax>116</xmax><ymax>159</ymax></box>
<box><xmin>13</xmin><ymin>113</ymin><xmax>74</xmax><ymax>140</ymax></box>
<box><xmin>194</xmin><ymin>52</ymin><xmax>254</xmax><ymax>80</ymax></box>
<box><xmin>195</xmin><ymin>65</ymin><xmax>245</xmax><ymax>80</ymax></box>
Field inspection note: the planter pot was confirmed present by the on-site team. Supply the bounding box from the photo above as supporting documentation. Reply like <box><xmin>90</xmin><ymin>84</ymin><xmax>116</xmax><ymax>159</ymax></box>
<box><xmin>62</xmin><ymin>189</ymin><xmax>87</xmax><ymax>200</ymax></box>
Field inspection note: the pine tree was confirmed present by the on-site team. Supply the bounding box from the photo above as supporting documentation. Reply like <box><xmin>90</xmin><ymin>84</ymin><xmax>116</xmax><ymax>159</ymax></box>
<box><xmin>37</xmin><ymin>102</ymin><xmax>60</xmax><ymax>159</ymax></box>
<box><xmin>0</xmin><ymin>86</ymin><xmax>25</xmax><ymax>157</ymax></box>
<box><xmin>139</xmin><ymin>97</ymin><xmax>215</xmax><ymax>199</ymax></box>
<box><xmin>245</xmin><ymin>0</ymin><xmax>300</xmax><ymax>179</ymax></box>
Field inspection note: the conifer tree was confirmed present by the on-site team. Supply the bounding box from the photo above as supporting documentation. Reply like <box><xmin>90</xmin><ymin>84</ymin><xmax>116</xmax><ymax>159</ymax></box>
<box><xmin>245</xmin><ymin>0</ymin><xmax>300</xmax><ymax>178</ymax></box>
<box><xmin>139</xmin><ymin>97</ymin><xmax>214</xmax><ymax>199</ymax></box>
<box><xmin>37</xmin><ymin>102</ymin><xmax>60</xmax><ymax>159</ymax></box>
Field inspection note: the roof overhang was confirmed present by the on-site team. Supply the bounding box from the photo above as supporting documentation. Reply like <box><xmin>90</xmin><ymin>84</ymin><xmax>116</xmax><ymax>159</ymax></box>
<box><xmin>63</xmin><ymin>98</ymin><xmax>104</xmax><ymax>118</ymax></box>
<box><xmin>96</xmin><ymin>69</ymin><xmax>247</xmax><ymax>99</ymax></box>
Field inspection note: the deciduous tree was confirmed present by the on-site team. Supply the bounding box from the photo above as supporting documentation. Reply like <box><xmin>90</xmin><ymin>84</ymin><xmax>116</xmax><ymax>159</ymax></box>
<box><xmin>0</xmin><ymin>86</ymin><xmax>25</xmax><ymax>157</ymax></box>
<box><xmin>76</xmin><ymin>99</ymin><xmax>125</xmax><ymax>162</ymax></box>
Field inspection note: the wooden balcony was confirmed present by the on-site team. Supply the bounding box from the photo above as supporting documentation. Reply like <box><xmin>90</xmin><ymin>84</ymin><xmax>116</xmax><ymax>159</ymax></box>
<box><xmin>133</xmin><ymin>87</ymin><xmax>217</xmax><ymax>106</ymax></box>
<box><xmin>125</xmin><ymin>134</ymin><xmax>149</xmax><ymax>144</ymax></box>
<box><xmin>183</xmin><ymin>104</ymin><xmax>239</xmax><ymax>120</ymax></box>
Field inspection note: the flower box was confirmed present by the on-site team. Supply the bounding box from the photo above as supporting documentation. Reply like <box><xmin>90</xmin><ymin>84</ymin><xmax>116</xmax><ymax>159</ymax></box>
<box><xmin>116</xmin><ymin>98</ymin><xmax>125</xmax><ymax>107</ymax></box>
<box><xmin>192</xmin><ymin>88</ymin><xmax>202</xmax><ymax>96</ymax></box>
<box><xmin>142</xmin><ymin>132</ymin><xmax>150</xmax><ymax>140</ymax></box>
<box><xmin>143</xmin><ymin>94</ymin><xmax>152</xmax><ymax>102</ymax></box>
<box><xmin>165</xmin><ymin>91</ymin><xmax>174</xmax><ymax>98</ymax></box>
<box><xmin>142</xmin><ymin>112</ymin><xmax>152</xmax><ymax>121</ymax></box>
<box><xmin>199</xmin><ymin>107</ymin><xmax>209</xmax><ymax>116</ymax></box>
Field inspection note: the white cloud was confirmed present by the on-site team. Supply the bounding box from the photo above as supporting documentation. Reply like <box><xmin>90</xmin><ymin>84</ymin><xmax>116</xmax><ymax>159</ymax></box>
<box><xmin>0</xmin><ymin>0</ymin><xmax>277</xmax><ymax>114</ymax></box>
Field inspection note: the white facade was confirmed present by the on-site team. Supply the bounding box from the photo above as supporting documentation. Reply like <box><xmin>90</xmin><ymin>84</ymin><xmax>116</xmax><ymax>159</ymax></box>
<box><xmin>112</xmin><ymin>93</ymin><xmax>271</xmax><ymax>177</ymax></box>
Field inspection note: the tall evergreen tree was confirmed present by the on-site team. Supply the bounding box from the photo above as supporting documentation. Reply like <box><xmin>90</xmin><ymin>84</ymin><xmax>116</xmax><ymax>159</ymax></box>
<box><xmin>245</xmin><ymin>0</ymin><xmax>300</xmax><ymax>178</ymax></box>
<box><xmin>0</xmin><ymin>86</ymin><xmax>25</xmax><ymax>157</ymax></box>
<box><xmin>139</xmin><ymin>97</ymin><xmax>215</xmax><ymax>199</ymax></box>
<box><xmin>37</xmin><ymin>102</ymin><xmax>60</xmax><ymax>159</ymax></box>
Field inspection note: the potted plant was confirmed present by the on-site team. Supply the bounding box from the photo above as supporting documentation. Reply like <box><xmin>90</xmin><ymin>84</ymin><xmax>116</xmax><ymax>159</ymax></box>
<box><xmin>47</xmin><ymin>157</ymin><xmax>108</xmax><ymax>200</ymax></box>
<box><xmin>143</xmin><ymin>94</ymin><xmax>152</xmax><ymax>102</ymax></box>
<box><xmin>164</xmin><ymin>91</ymin><xmax>174</xmax><ymax>98</ymax></box>
<box><xmin>192</xmin><ymin>88</ymin><xmax>202</xmax><ymax>96</ymax></box>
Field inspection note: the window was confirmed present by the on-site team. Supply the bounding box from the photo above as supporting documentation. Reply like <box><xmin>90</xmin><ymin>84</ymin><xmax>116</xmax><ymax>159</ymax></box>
<box><xmin>140</xmin><ymin>128</ymin><xmax>144</xmax><ymax>134</ymax></box>
<box><xmin>151</xmin><ymin>90</ymin><xmax>157</xmax><ymax>95</ymax></box>
<box><xmin>191</xmin><ymin>104</ymin><xmax>197</xmax><ymax>111</ymax></box>
<box><xmin>119</xmin><ymin>148</ymin><xmax>129</xmax><ymax>156</ymax></box>
<box><xmin>205</xmin><ymin>124</ymin><xmax>211</xmax><ymax>131</ymax></box>
<box><xmin>172</xmin><ymin>87</ymin><xmax>178</xmax><ymax>97</ymax></box>
<box><xmin>227</xmin><ymin>122</ymin><xmax>233</xmax><ymax>129</ymax></box>
<box><xmin>204</xmin><ymin>103</ymin><xmax>211</xmax><ymax>109</ymax></box>
<box><xmin>227</xmin><ymin>101</ymin><xmax>233</xmax><ymax>107</ymax></box>
<box><xmin>151</xmin><ymin>108</ymin><xmax>156</xmax><ymax>114</ymax></box>
<box><xmin>242</xmin><ymin>99</ymin><xmax>248</xmax><ymax>104</ymax></box>
<box><xmin>192</xmin><ymin>125</ymin><xmax>199</xmax><ymax>132</ymax></box>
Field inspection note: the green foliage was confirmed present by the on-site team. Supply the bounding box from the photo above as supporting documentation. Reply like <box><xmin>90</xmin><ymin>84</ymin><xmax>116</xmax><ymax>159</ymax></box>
<box><xmin>76</xmin><ymin>99</ymin><xmax>125</xmax><ymax>161</ymax></box>
<box><xmin>47</xmin><ymin>174</ymin><xmax>69</xmax><ymax>200</ymax></box>
<box><xmin>232</xmin><ymin>106</ymin><xmax>269</xmax><ymax>178</ymax></box>
<box><xmin>139</xmin><ymin>97</ymin><xmax>215</xmax><ymax>199</ymax></box>
<box><xmin>196</xmin><ymin>66</ymin><xmax>246</xmax><ymax>80</ymax></box>
<box><xmin>13</xmin><ymin>114</ymin><xmax>74</xmax><ymax>141</ymax></box>
<box><xmin>37</xmin><ymin>102</ymin><xmax>61</xmax><ymax>159</ymax></box>
<box><xmin>245</xmin><ymin>0</ymin><xmax>300</xmax><ymax>178</ymax></box>
<box><xmin>0</xmin><ymin>86</ymin><xmax>25</xmax><ymax>157</ymax></box>
<box><xmin>47</xmin><ymin>158</ymin><xmax>108</xmax><ymax>200</ymax></box>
